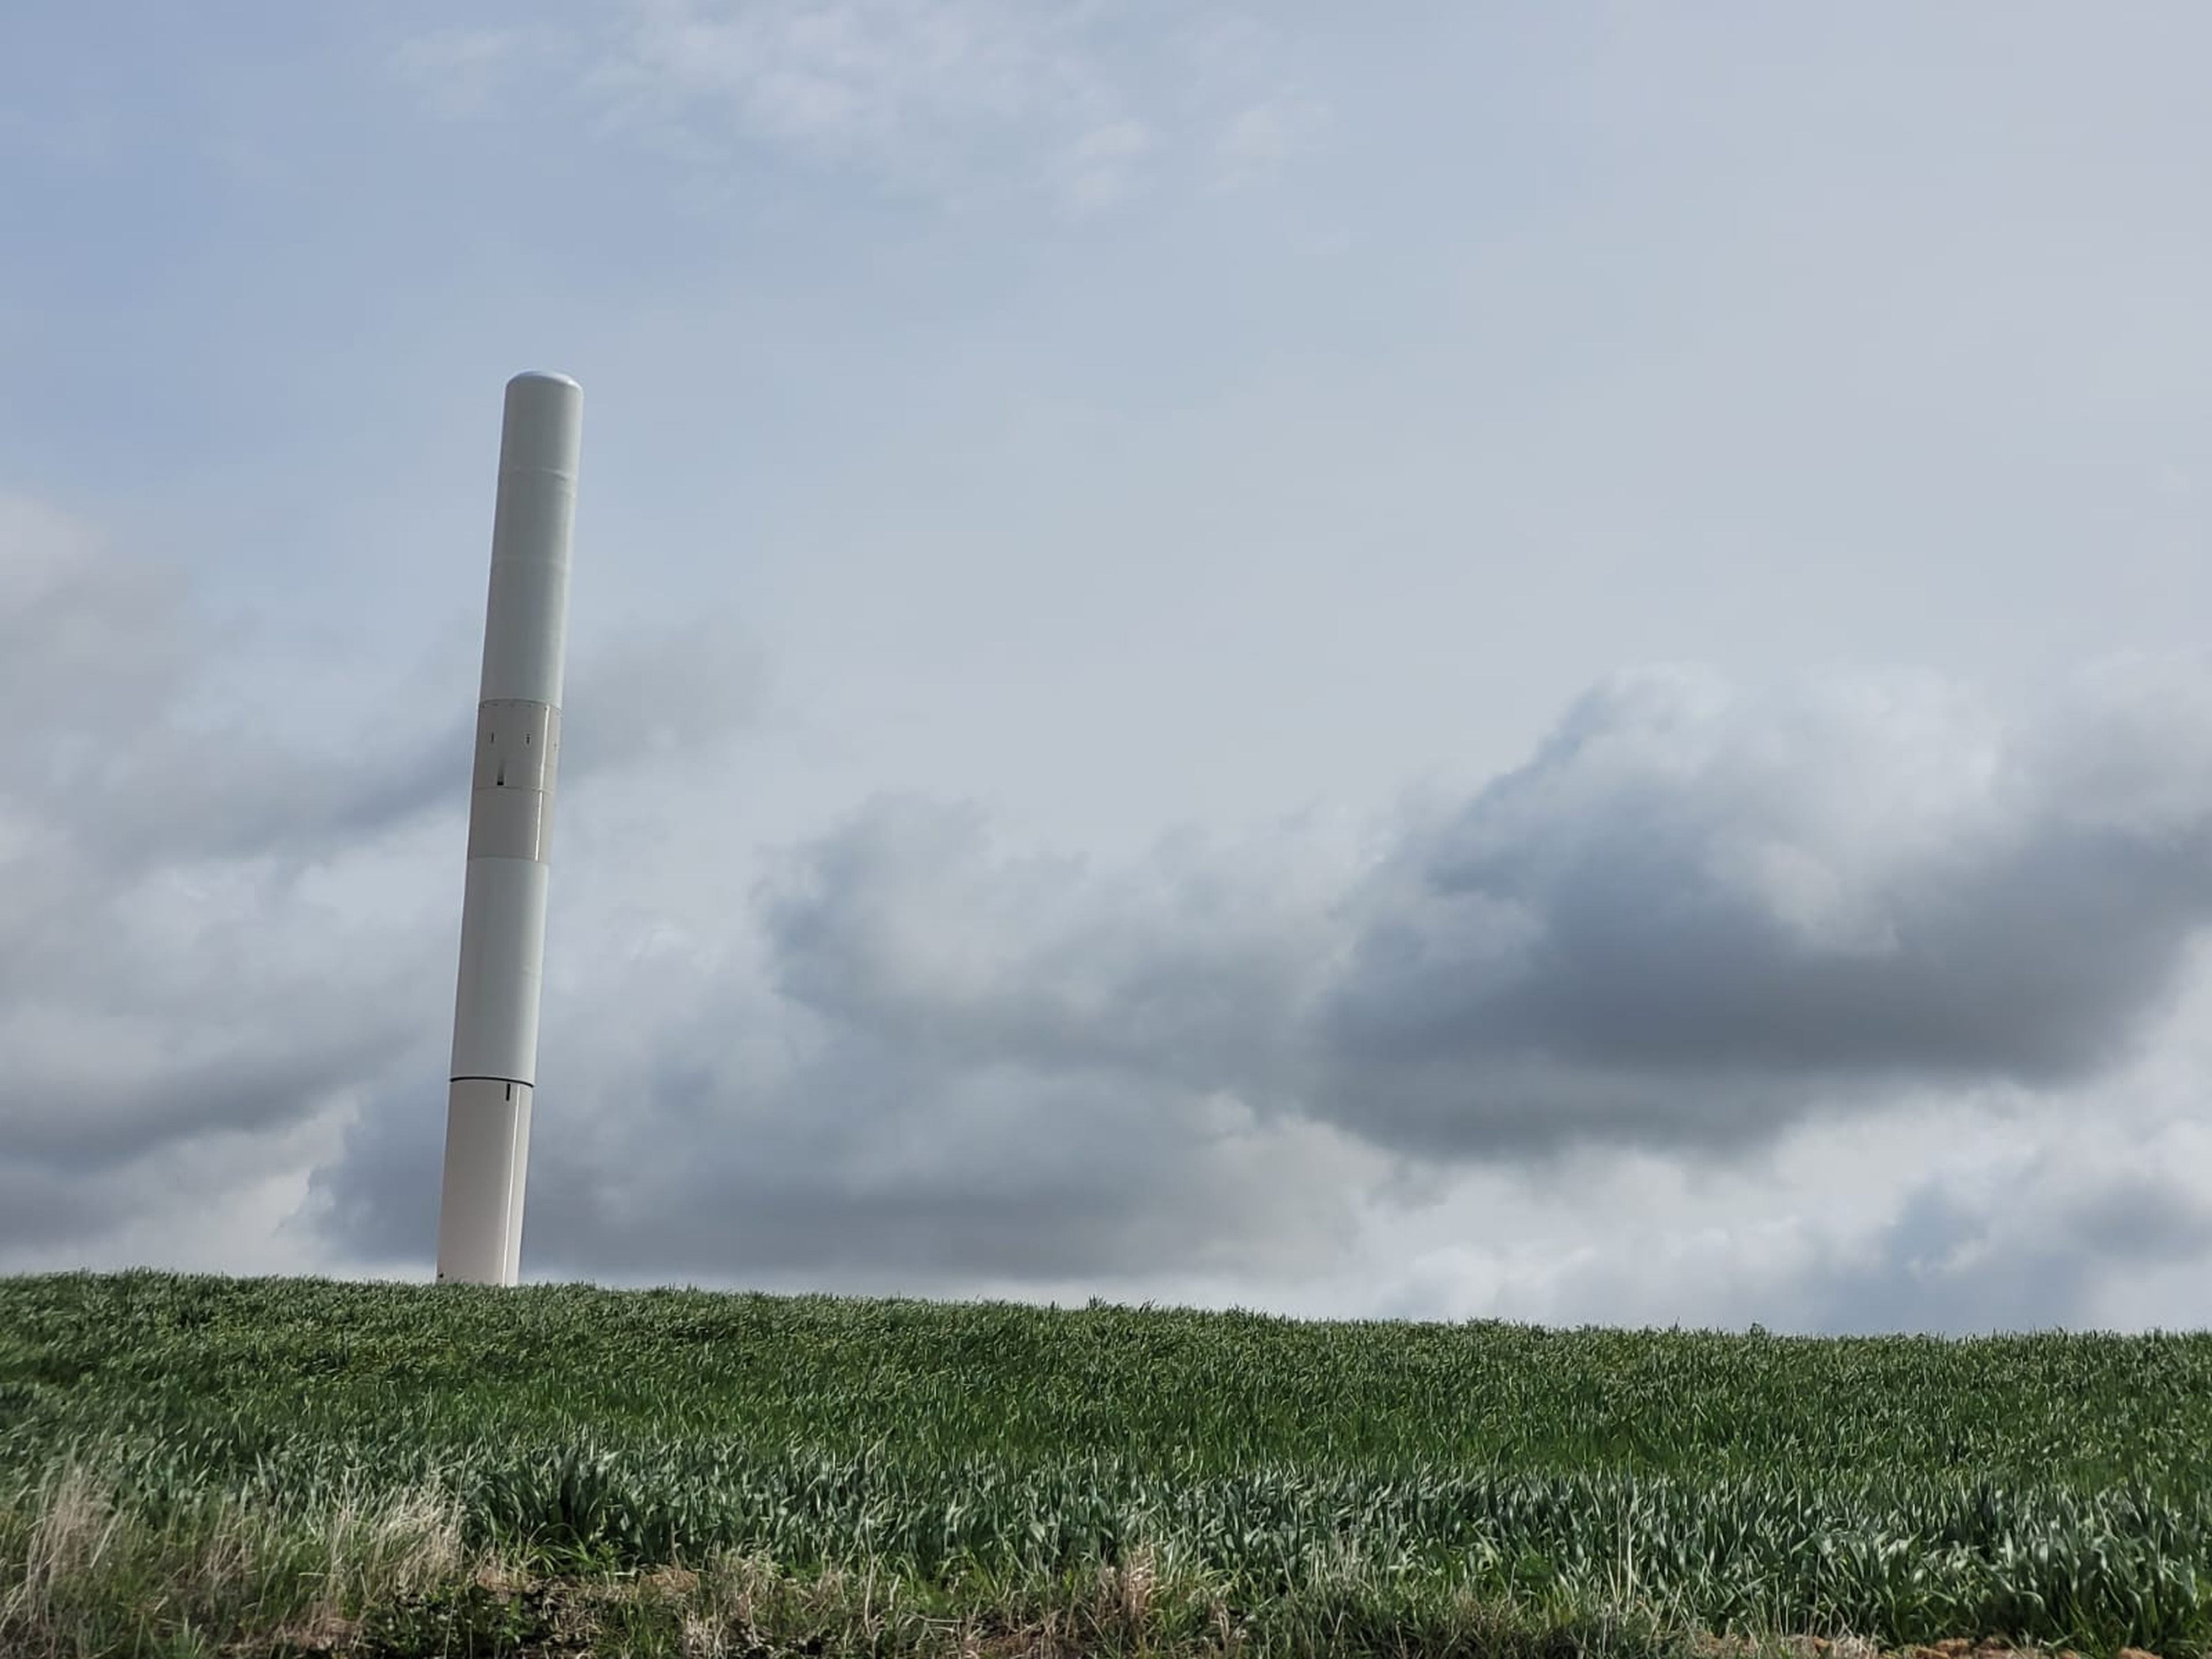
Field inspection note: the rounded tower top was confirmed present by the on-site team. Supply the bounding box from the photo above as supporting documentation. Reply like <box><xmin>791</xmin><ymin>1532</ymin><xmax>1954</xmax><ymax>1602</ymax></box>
<box><xmin>507</xmin><ymin>370</ymin><xmax>582</xmax><ymax>392</ymax></box>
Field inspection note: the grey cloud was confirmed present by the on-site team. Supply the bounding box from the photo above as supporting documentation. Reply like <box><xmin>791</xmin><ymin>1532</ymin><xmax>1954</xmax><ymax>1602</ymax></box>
<box><xmin>556</xmin><ymin>611</ymin><xmax>770</xmax><ymax>780</ymax></box>
<box><xmin>0</xmin><ymin>499</ymin><xmax>767</xmax><ymax>1266</ymax></box>
<box><xmin>1307</xmin><ymin>664</ymin><xmax>2212</xmax><ymax>1159</ymax></box>
<box><xmin>736</xmin><ymin>663</ymin><xmax>2212</xmax><ymax>1175</ymax></box>
<box><xmin>0</xmin><ymin>1162</ymin><xmax>130</xmax><ymax>1251</ymax></box>
<box><xmin>0</xmin><ymin>497</ymin><xmax>766</xmax><ymax>884</ymax></box>
<box><xmin>19</xmin><ymin>486</ymin><xmax>2212</xmax><ymax>1306</ymax></box>
<box><xmin>310</xmin><ymin>940</ymin><xmax>1366</xmax><ymax>1289</ymax></box>
<box><xmin>0</xmin><ymin>1010</ymin><xmax>421</xmax><ymax>1175</ymax></box>
<box><xmin>306</xmin><ymin>677</ymin><xmax>1366</xmax><ymax>1290</ymax></box>
<box><xmin>526</xmin><ymin>1060</ymin><xmax>1353</xmax><ymax>1287</ymax></box>
<box><xmin>1803</xmin><ymin>1180</ymin><xmax>2086</xmax><ymax>1337</ymax></box>
<box><xmin>32</xmin><ymin>616</ymin><xmax>767</xmax><ymax>880</ymax></box>
<box><xmin>314</xmin><ymin>656</ymin><xmax>2212</xmax><ymax>1289</ymax></box>
<box><xmin>84</xmin><ymin>724</ymin><xmax>475</xmax><ymax>872</ymax></box>
<box><xmin>0</xmin><ymin>498</ymin><xmax>196</xmax><ymax>739</ymax></box>
<box><xmin>753</xmin><ymin>795</ymin><xmax>1331</xmax><ymax>1103</ymax></box>
<box><xmin>1363</xmin><ymin>1124</ymin><xmax>2212</xmax><ymax>1338</ymax></box>
<box><xmin>0</xmin><ymin>499</ymin><xmax>468</xmax><ymax>879</ymax></box>
<box><xmin>2065</xmin><ymin>1173</ymin><xmax>2212</xmax><ymax>1264</ymax></box>
<box><xmin>0</xmin><ymin>501</ymin><xmax>447</xmax><ymax>1218</ymax></box>
<box><xmin>1798</xmin><ymin>1165</ymin><xmax>2212</xmax><ymax>1336</ymax></box>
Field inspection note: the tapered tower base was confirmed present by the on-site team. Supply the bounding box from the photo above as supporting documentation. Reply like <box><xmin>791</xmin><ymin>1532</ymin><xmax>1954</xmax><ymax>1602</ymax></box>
<box><xmin>435</xmin><ymin>1077</ymin><xmax>533</xmax><ymax>1285</ymax></box>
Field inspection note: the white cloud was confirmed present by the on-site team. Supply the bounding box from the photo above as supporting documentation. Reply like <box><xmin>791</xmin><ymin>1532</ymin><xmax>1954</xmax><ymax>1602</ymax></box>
<box><xmin>1211</xmin><ymin>92</ymin><xmax>1325</xmax><ymax>188</ymax></box>
<box><xmin>1061</xmin><ymin>118</ymin><xmax>1154</xmax><ymax>213</ymax></box>
<box><xmin>423</xmin><ymin>0</ymin><xmax>1330</xmax><ymax>209</ymax></box>
<box><xmin>589</xmin><ymin>0</ymin><xmax>1123</xmax><ymax>195</ymax></box>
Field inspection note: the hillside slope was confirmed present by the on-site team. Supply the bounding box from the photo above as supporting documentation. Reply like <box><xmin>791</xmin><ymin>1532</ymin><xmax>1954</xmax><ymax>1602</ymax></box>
<box><xmin>2</xmin><ymin>1271</ymin><xmax>2206</xmax><ymax>1657</ymax></box>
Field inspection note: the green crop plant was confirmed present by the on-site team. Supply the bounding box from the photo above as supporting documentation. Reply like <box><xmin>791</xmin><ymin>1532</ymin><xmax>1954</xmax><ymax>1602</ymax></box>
<box><xmin>1</xmin><ymin>1271</ymin><xmax>2207</xmax><ymax>1657</ymax></box>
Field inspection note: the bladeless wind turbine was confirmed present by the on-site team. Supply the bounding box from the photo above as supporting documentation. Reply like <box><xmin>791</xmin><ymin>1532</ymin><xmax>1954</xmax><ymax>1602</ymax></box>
<box><xmin>435</xmin><ymin>371</ymin><xmax>582</xmax><ymax>1286</ymax></box>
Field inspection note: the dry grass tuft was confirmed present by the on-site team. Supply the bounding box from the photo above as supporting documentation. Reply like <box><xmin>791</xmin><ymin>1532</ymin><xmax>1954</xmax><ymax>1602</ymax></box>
<box><xmin>0</xmin><ymin>1456</ymin><xmax>484</xmax><ymax>1659</ymax></box>
<box><xmin>2</xmin><ymin>1458</ymin><xmax>126</xmax><ymax>1634</ymax></box>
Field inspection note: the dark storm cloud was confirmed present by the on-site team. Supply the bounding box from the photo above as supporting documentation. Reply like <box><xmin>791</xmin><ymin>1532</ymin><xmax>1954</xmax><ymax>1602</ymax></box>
<box><xmin>1306</xmin><ymin>665</ymin><xmax>2212</xmax><ymax>1158</ymax></box>
<box><xmin>1331</xmin><ymin>807</ymin><xmax>2195</xmax><ymax>1078</ymax></box>
<box><xmin>1318</xmin><ymin>672</ymin><xmax>2203</xmax><ymax>1079</ymax></box>
<box><xmin>0</xmin><ymin>1163</ymin><xmax>130</xmax><ymax>1250</ymax></box>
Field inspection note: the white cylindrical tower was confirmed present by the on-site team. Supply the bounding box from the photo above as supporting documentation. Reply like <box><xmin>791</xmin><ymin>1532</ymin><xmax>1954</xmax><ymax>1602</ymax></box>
<box><xmin>435</xmin><ymin>370</ymin><xmax>582</xmax><ymax>1286</ymax></box>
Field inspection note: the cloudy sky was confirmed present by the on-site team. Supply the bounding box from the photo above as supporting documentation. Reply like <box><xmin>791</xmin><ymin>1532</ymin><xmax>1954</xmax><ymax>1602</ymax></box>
<box><xmin>6</xmin><ymin>2</ymin><xmax>2212</xmax><ymax>1334</ymax></box>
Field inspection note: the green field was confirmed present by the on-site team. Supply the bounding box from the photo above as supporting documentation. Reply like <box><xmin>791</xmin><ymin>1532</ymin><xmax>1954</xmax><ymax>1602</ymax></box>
<box><xmin>2</xmin><ymin>1271</ymin><xmax>2208</xmax><ymax>1658</ymax></box>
